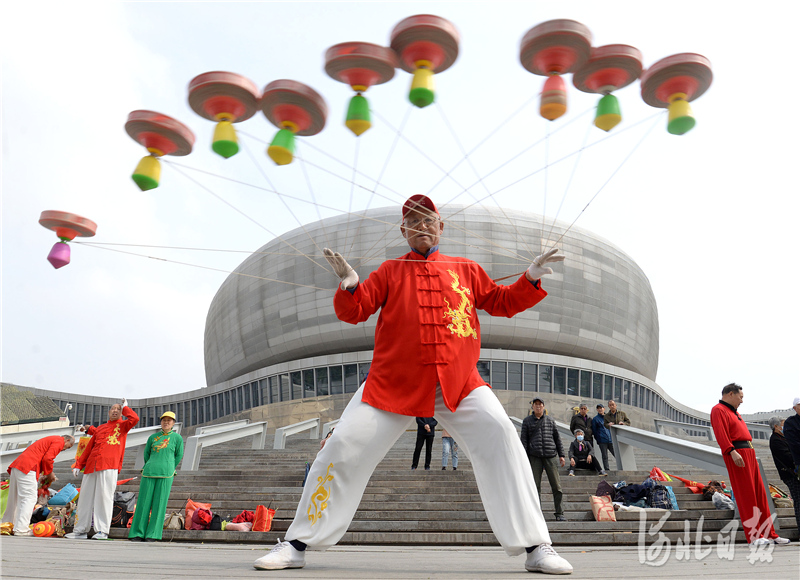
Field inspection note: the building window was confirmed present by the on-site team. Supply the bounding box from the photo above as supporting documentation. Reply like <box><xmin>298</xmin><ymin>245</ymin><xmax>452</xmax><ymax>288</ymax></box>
<box><xmin>477</xmin><ymin>361</ymin><xmax>491</xmax><ymax>384</ymax></box>
<box><xmin>631</xmin><ymin>384</ymin><xmax>638</xmax><ymax>407</ymax></box>
<box><xmin>269</xmin><ymin>376</ymin><xmax>279</xmax><ymax>403</ymax></box>
<box><xmin>603</xmin><ymin>376</ymin><xmax>613</xmax><ymax>401</ymax></box>
<box><xmin>191</xmin><ymin>400</ymin><xmax>198</xmax><ymax>425</ymax></box>
<box><xmin>507</xmin><ymin>362</ymin><xmax>522</xmax><ymax>391</ymax></box>
<box><xmin>303</xmin><ymin>369</ymin><xmax>315</xmax><ymax>398</ymax></box>
<box><xmin>613</xmin><ymin>378</ymin><xmax>622</xmax><ymax>402</ymax></box>
<box><xmin>539</xmin><ymin>365</ymin><xmax>552</xmax><ymax>393</ymax></box>
<box><xmin>280</xmin><ymin>375</ymin><xmax>290</xmax><ymax>401</ymax></box>
<box><xmin>491</xmin><ymin>361</ymin><xmax>507</xmax><ymax>389</ymax></box>
<box><xmin>623</xmin><ymin>381</ymin><xmax>631</xmax><ymax>405</ymax></box>
<box><xmin>315</xmin><ymin>367</ymin><xmax>329</xmax><ymax>396</ymax></box>
<box><xmin>567</xmin><ymin>368</ymin><xmax>579</xmax><ymax>396</ymax></box>
<box><xmin>358</xmin><ymin>363</ymin><xmax>371</xmax><ymax>384</ymax></box>
<box><xmin>237</xmin><ymin>386</ymin><xmax>245</xmax><ymax>409</ymax></box>
<box><xmin>523</xmin><ymin>364</ymin><xmax>537</xmax><ymax>391</ymax></box>
<box><xmin>329</xmin><ymin>366</ymin><xmax>343</xmax><ymax>395</ymax></box>
<box><xmin>553</xmin><ymin>366</ymin><xmax>566</xmax><ymax>395</ymax></box>
<box><xmin>344</xmin><ymin>365</ymin><xmax>359</xmax><ymax>393</ymax></box>
<box><xmin>592</xmin><ymin>374</ymin><xmax>603</xmax><ymax>400</ymax></box>
<box><xmin>579</xmin><ymin>371</ymin><xmax>591</xmax><ymax>398</ymax></box>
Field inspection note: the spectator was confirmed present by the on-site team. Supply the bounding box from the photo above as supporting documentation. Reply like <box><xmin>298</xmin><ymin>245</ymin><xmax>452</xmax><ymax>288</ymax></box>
<box><xmin>567</xmin><ymin>429</ymin><xmax>605</xmax><ymax>476</ymax></box>
<box><xmin>569</xmin><ymin>404</ymin><xmax>593</xmax><ymax>444</ymax></box>
<box><xmin>782</xmin><ymin>397</ymin><xmax>800</xmax><ymax>469</ymax></box>
<box><xmin>412</xmin><ymin>417</ymin><xmax>438</xmax><ymax>470</ymax></box>
<box><xmin>320</xmin><ymin>428</ymin><xmax>334</xmax><ymax>451</ymax></box>
<box><xmin>441</xmin><ymin>429</ymin><xmax>458</xmax><ymax>471</ymax></box>
<box><xmin>604</xmin><ymin>399</ymin><xmax>631</xmax><ymax>428</ymax></box>
<box><xmin>768</xmin><ymin>416</ymin><xmax>800</xmax><ymax>530</ymax></box>
<box><xmin>710</xmin><ymin>383</ymin><xmax>788</xmax><ymax>545</ymax></box>
<box><xmin>2</xmin><ymin>435</ymin><xmax>74</xmax><ymax>536</ymax></box>
<box><xmin>66</xmin><ymin>399</ymin><xmax>139</xmax><ymax>540</ymax></box>
<box><xmin>592</xmin><ymin>404</ymin><xmax>614</xmax><ymax>471</ymax></box>
<box><xmin>128</xmin><ymin>411</ymin><xmax>184</xmax><ymax>542</ymax></box>
<box><xmin>520</xmin><ymin>397</ymin><xmax>566</xmax><ymax>521</ymax></box>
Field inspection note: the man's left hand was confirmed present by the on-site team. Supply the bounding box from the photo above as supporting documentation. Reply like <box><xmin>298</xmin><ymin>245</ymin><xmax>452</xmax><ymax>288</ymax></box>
<box><xmin>559</xmin><ymin>457</ymin><xmax>566</xmax><ymax>467</ymax></box>
<box><xmin>526</xmin><ymin>248</ymin><xmax>565</xmax><ymax>281</ymax></box>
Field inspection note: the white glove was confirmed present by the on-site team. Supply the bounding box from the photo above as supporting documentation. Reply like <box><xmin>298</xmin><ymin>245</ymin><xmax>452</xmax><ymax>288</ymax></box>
<box><xmin>323</xmin><ymin>248</ymin><xmax>360</xmax><ymax>290</ymax></box>
<box><xmin>72</xmin><ymin>468</ymin><xmax>81</xmax><ymax>478</ymax></box>
<box><xmin>75</xmin><ymin>424</ymin><xmax>85</xmax><ymax>433</ymax></box>
<box><xmin>121</xmin><ymin>398</ymin><xmax>128</xmax><ymax>408</ymax></box>
<box><xmin>527</xmin><ymin>248</ymin><xmax>565</xmax><ymax>280</ymax></box>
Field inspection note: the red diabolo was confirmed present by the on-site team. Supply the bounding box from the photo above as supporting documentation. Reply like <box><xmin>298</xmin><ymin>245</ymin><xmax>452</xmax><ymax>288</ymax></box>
<box><xmin>325</xmin><ymin>42</ymin><xmax>397</xmax><ymax>136</ymax></box>
<box><xmin>520</xmin><ymin>19</ymin><xmax>592</xmax><ymax>121</ymax></box>
<box><xmin>640</xmin><ymin>53</ymin><xmax>713</xmax><ymax>135</ymax></box>
<box><xmin>188</xmin><ymin>72</ymin><xmax>260</xmax><ymax>158</ymax></box>
<box><xmin>39</xmin><ymin>210</ymin><xmax>98</xmax><ymax>269</ymax></box>
<box><xmin>260</xmin><ymin>80</ymin><xmax>328</xmax><ymax>165</ymax></box>
<box><xmin>125</xmin><ymin>110</ymin><xmax>195</xmax><ymax>191</ymax></box>
<box><xmin>390</xmin><ymin>14</ymin><xmax>459</xmax><ymax>108</ymax></box>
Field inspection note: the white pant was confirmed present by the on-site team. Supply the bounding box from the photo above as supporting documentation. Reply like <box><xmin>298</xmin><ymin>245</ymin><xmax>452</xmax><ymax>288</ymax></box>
<box><xmin>2</xmin><ymin>469</ymin><xmax>38</xmax><ymax>534</ymax></box>
<box><xmin>286</xmin><ymin>384</ymin><xmax>551</xmax><ymax>556</ymax></box>
<box><xmin>74</xmin><ymin>469</ymin><xmax>117</xmax><ymax>534</ymax></box>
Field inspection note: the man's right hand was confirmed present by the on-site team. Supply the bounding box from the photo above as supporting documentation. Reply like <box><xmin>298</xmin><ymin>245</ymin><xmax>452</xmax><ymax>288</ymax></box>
<box><xmin>323</xmin><ymin>248</ymin><xmax>359</xmax><ymax>290</ymax></box>
<box><xmin>570</xmin><ymin>458</ymin><xmax>575</xmax><ymax>466</ymax></box>
<box><xmin>730</xmin><ymin>450</ymin><xmax>745</xmax><ymax>468</ymax></box>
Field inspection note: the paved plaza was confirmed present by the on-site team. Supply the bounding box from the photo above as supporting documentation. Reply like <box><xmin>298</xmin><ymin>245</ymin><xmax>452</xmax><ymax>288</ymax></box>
<box><xmin>0</xmin><ymin>538</ymin><xmax>797</xmax><ymax>579</ymax></box>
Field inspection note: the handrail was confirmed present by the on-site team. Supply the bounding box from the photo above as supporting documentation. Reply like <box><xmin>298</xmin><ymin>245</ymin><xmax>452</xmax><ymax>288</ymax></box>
<box><xmin>1</xmin><ymin>423</ymin><xmax>182</xmax><ymax>472</ymax></box>
<box><xmin>1</xmin><ymin>425</ymin><xmax>83</xmax><ymax>451</ymax></box>
<box><xmin>273</xmin><ymin>418</ymin><xmax>320</xmax><ymax>450</ymax></box>
<box><xmin>654</xmin><ymin>419</ymin><xmax>715</xmax><ymax>441</ymax></box>
<box><xmin>195</xmin><ymin>420</ymin><xmax>250</xmax><ymax>436</ymax></box>
<box><xmin>181</xmin><ymin>421</ymin><xmax>268</xmax><ymax>471</ymax></box>
<box><xmin>608</xmin><ymin>424</ymin><xmax>780</xmax><ymax>532</ymax></box>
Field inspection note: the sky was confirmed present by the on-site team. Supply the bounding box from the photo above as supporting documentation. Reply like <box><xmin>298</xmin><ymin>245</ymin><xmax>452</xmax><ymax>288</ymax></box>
<box><xmin>2</xmin><ymin>1</ymin><xmax>798</xmax><ymax>415</ymax></box>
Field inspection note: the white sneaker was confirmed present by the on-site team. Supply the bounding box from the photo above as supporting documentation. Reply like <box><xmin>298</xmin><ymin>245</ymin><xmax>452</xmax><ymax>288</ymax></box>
<box><xmin>525</xmin><ymin>544</ymin><xmax>573</xmax><ymax>574</ymax></box>
<box><xmin>65</xmin><ymin>532</ymin><xmax>89</xmax><ymax>539</ymax></box>
<box><xmin>91</xmin><ymin>532</ymin><xmax>109</xmax><ymax>540</ymax></box>
<box><xmin>751</xmin><ymin>538</ymin><xmax>771</xmax><ymax>546</ymax></box>
<box><xmin>253</xmin><ymin>539</ymin><xmax>306</xmax><ymax>570</ymax></box>
<box><xmin>14</xmin><ymin>530</ymin><xmax>33</xmax><ymax>537</ymax></box>
<box><xmin>773</xmin><ymin>537</ymin><xmax>791</xmax><ymax>545</ymax></box>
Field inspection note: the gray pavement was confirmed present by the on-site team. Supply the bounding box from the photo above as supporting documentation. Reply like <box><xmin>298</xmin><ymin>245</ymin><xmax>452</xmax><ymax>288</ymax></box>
<box><xmin>1</xmin><ymin>539</ymin><xmax>798</xmax><ymax>579</ymax></box>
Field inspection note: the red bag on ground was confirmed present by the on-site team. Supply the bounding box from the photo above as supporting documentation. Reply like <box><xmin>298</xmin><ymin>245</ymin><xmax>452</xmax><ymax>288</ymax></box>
<box><xmin>185</xmin><ymin>499</ymin><xmax>212</xmax><ymax>530</ymax></box>
<box><xmin>252</xmin><ymin>505</ymin><xmax>275</xmax><ymax>532</ymax></box>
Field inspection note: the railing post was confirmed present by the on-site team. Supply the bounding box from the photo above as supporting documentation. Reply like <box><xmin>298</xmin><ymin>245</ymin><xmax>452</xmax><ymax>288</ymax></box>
<box><xmin>181</xmin><ymin>437</ymin><xmax>202</xmax><ymax>471</ymax></box>
<box><xmin>252</xmin><ymin>422</ymin><xmax>268</xmax><ymax>450</ymax></box>
<box><xmin>609</xmin><ymin>425</ymin><xmax>637</xmax><ymax>471</ymax></box>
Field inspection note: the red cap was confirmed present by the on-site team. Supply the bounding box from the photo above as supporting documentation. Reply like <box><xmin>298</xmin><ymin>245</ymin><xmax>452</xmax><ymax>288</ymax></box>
<box><xmin>402</xmin><ymin>194</ymin><xmax>439</xmax><ymax>218</ymax></box>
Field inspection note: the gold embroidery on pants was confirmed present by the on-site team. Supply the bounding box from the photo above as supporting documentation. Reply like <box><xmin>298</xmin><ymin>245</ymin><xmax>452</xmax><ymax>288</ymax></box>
<box><xmin>443</xmin><ymin>270</ymin><xmax>477</xmax><ymax>339</ymax></box>
<box><xmin>307</xmin><ymin>463</ymin><xmax>334</xmax><ymax>526</ymax></box>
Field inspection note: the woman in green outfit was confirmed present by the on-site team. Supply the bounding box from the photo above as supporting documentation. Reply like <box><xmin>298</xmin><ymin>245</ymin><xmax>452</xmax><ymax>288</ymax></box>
<box><xmin>129</xmin><ymin>411</ymin><xmax>184</xmax><ymax>541</ymax></box>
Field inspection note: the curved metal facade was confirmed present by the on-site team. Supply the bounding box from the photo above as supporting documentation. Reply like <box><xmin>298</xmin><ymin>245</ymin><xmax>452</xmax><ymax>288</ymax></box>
<box><xmin>204</xmin><ymin>205</ymin><xmax>659</xmax><ymax>386</ymax></box>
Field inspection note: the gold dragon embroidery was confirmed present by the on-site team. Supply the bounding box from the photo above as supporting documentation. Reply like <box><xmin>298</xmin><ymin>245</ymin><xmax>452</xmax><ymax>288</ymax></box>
<box><xmin>106</xmin><ymin>424</ymin><xmax>122</xmax><ymax>446</ymax></box>
<box><xmin>307</xmin><ymin>463</ymin><xmax>334</xmax><ymax>526</ymax></box>
<box><xmin>443</xmin><ymin>270</ymin><xmax>477</xmax><ymax>339</ymax></box>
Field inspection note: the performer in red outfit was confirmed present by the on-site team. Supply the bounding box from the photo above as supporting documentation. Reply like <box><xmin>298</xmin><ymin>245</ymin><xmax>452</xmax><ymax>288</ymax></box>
<box><xmin>3</xmin><ymin>435</ymin><xmax>74</xmax><ymax>535</ymax></box>
<box><xmin>254</xmin><ymin>195</ymin><xmax>573</xmax><ymax>575</ymax></box>
<box><xmin>710</xmin><ymin>383</ymin><xmax>789</xmax><ymax>545</ymax></box>
<box><xmin>66</xmin><ymin>399</ymin><xmax>139</xmax><ymax>540</ymax></box>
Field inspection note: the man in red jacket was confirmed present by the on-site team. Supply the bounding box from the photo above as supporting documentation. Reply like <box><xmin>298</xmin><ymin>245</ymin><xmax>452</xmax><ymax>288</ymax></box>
<box><xmin>66</xmin><ymin>399</ymin><xmax>139</xmax><ymax>540</ymax></box>
<box><xmin>254</xmin><ymin>195</ymin><xmax>572</xmax><ymax>574</ymax></box>
<box><xmin>710</xmin><ymin>383</ymin><xmax>789</xmax><ymax>546</ymax></box>
<box><xmin>3</xmin><ymin>434</ymin><xmax>74</xmax><ymax>535</ymax></box>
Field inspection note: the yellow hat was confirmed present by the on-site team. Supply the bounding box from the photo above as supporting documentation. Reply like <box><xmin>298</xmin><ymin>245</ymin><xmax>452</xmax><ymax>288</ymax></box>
<box><xmin>160</xmin><ymin>411</ymin><xmax>176</xmax><ymax>420</ymax></box>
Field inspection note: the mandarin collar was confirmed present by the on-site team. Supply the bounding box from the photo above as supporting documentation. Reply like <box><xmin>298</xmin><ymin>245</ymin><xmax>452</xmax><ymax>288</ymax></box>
<box><xmin>409</xmin><ymin>246</ymin><xmax>439</xmax><ymax>260</ymax></box>
<box><xmin>718</xmin><ymin>399</ymin><xmax>742</xmax><ymax>418</ymax></box>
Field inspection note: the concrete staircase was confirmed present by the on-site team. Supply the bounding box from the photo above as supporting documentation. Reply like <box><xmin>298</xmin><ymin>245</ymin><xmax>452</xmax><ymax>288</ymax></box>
<box><xmin>51</xmin><ymin>432</ymin><xmax>798</xmax><ymax>545</ymax></box>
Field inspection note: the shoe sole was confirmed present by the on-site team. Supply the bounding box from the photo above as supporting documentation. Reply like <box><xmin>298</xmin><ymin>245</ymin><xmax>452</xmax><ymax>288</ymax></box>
<box><xmin>253</xmin><ymin>563</ymin><xmax>305</xmax><ymax>570</ymax></box>
<box><xmin>525</xmin><ymin>564</ymin><xmax>573</xmax><ymax>574</ymax></box>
